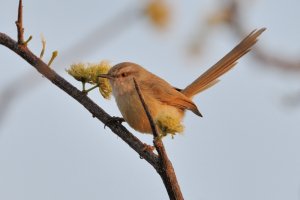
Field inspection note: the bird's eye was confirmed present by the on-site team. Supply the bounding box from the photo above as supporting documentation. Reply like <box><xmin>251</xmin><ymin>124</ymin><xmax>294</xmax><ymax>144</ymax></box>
<box><xmin>121</xmin><ymin>72</ymin><xmax>127</xmax><ymax>77</ymax></box>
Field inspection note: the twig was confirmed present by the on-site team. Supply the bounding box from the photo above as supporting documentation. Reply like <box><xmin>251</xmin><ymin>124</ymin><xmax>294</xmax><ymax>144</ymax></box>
<box><xmin>132</xmin><ymin>78</ymin><xmax>159</xmax><ymax>138</ymax></box>
<box><xmin>133</xmin><ymin>78</ymin><xmax>184</xmax><ymax>200</ymax></box>
<box><xmin>15</xmin><ymin>0</ymin><xmax>24</xmax><ymax>44</ymax></box>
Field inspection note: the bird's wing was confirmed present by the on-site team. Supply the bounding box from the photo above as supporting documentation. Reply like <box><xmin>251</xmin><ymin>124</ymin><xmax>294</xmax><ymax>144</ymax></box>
<box><xmin>141</xmin><ymin>77</ymin><xmax>202</xmax><ymax>117</ymax></box>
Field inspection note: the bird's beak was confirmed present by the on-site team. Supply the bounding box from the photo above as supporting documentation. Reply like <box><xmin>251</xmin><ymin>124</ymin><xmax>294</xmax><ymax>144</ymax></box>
<box><xmin>98</xmin><ymin>74</ymin><xmax>113</xmax><ymax>79</ymax></box>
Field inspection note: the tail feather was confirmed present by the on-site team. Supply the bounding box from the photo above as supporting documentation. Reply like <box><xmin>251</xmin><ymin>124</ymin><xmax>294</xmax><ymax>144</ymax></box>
<box><xmin>182</xmin><ymin>28</ymin><xmax>266</xmax><ymax>98</ymax></box>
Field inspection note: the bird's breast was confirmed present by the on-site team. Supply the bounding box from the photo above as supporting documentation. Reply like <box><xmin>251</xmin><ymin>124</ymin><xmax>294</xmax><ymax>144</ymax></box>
<box><xmin>114</xmin><ymin>90</ymin><xmax>183</xmax><ymax>134</ymax></box>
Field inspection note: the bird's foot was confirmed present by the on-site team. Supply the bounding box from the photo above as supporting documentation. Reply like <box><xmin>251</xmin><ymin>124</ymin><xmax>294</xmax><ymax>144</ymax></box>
<box><xmin>104</xmin><ymin>116</ymin><xmax>125</xmax><ymax>128</ymax></box>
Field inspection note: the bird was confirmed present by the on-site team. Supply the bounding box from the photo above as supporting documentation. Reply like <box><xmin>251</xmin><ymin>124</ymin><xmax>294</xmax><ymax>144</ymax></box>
<box><xmin>99</xmin><ymin>28</ymin><xmax>266</xmax><ymax>135</ymax></box>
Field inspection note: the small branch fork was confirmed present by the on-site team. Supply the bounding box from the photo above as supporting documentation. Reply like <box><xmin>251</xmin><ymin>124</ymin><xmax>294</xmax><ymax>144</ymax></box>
<box><xmin>14</xmin><ymin>0</ymin><xmax>32</xmax><ymax>47</ymax></box>
<box><xmin>0</xmin><ymin>1</ymin><xmax>187</xmax><ymax>200</ymax></box>
<box><xmin>133</xmin><ymin>78</ymin><xmax>184</xmax><ymax>200</ymax></box>
<box><xmin>0</xmin><ymin>0</ymin><xmax>160</xmax><ymax>179</ymax></box>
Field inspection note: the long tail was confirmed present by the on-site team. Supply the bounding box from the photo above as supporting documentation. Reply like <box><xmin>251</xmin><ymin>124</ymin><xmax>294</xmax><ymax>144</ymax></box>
<box><xmin>182</xmin><ymin>28</ymin><xmax>266</xmax><ymax>98</ymax></box>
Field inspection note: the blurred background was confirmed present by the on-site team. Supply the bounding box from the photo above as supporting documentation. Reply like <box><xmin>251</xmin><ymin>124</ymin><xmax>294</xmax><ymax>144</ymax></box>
<box><xmin>1</xmin><ymin>0</ymin><xmax>300</xmax><ymax>200</ymax></box>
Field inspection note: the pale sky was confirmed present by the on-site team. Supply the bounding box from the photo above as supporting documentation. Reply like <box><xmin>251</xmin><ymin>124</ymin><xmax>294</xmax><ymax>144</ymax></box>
<box><xmin>1</xmin><ymin>0</ymin><xmax>300</xmax><ymax>200</ymax></box>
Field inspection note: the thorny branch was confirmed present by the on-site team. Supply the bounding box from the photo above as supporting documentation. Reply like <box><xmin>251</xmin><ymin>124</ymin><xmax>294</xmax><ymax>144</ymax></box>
<box><xmin>0</xmin><ymin>1</ymin><xmax>183</xmax><ymax>199</ymax></box>
<box><xmin>133</xmin><ymin>78</ymin><xmax>184</xmax><ymax>200</ymax></box>
<box><xmin>0</xmin><ymin>0</ymin><xmax>160</xmax><ymax>171</ymax></box>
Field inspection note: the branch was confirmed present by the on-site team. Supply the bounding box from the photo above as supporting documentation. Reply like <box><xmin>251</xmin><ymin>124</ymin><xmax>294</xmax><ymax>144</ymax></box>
<box><xmin>133</xmin><ymin>78</ymin><xmax>184</xmax><ymax>200</ymax></box>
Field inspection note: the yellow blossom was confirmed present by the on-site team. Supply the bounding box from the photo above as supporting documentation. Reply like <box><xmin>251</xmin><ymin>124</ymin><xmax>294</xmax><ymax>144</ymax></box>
<box><xmin>155</xmin><ymin>112</ymin><xmax>184</xmax><ymax>136</ymax></box>
<box><xmin>88</xmin><ymin>61</ymin><xmax>112</xmax><ymax>99</ymax></box>
<box><xmin>67</xmin><ymin>63</ymin><xmax>91</xmax><ymax>83</ymax></box>
<box><xmin>66</xmin><ymin>61</ymin><xmax>112</xmax><ymax>99</ymax></box>
<box><xmin>88</xmin><ymin>61</ymin><xmax>111</xmax><ymax>84</ymax></box>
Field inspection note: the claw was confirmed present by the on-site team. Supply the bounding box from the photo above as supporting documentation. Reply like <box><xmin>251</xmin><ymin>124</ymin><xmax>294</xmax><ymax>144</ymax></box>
<box><xmin>104</xmin><ymin>116</ymin><xmax>125</xmax><ymax>128</ymax></box>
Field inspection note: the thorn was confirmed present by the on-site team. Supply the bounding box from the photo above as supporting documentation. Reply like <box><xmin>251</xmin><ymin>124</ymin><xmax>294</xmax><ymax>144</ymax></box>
<box><xmin>23</xmin><ymin>35</ymin><xmax>32</xmax><ymax>46</ymax></box>
<box><xmin>47</xmin><ymin>51</ymin><xmax>58</xmax><ymax>67</ymax></box>
<box><xmin>39</xmin><ymin>34</ymin><xmax>46</xmax><ymax>59</ymax></box>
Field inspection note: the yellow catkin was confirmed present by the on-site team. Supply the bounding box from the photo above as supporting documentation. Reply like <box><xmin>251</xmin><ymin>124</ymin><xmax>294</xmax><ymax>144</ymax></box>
<box><xmin>67</xmin><ymin>61</ymin><xmax>112</xmax><ymax>99</ymax></box>
<box><xmin>67</xmin><ymin>63</ymin><xmax>91</xmax><ymax>83</ymax></box>
<box><xmin>89</xmin><ymin>61</ymin><xmax>112</xmax><ymax>99</ymax></box>
<box><xmin>155</xmin><ymin>112</ymin><xmax>184</xmax><ymax>136</ymax></box>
